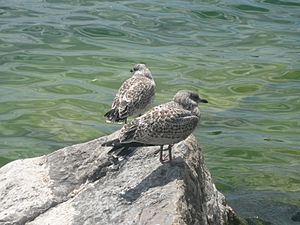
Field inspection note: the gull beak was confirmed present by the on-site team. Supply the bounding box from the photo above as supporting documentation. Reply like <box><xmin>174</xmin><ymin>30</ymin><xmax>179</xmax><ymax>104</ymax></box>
<box><xmin>130</xmin><ymin>69</ymin><xmax>133</xmax><ymax>72</ymax></box>
<box><xmin>200</xmin><ymin>98</ymin><xmax>208</xmax><ymax>103</ymax></box>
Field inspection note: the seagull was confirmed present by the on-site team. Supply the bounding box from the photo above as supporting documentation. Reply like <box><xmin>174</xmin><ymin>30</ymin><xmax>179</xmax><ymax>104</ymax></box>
<box><xmin>102</xmin><ymin>90</ymin><xmax>208</xmax><ymax>163</ymax></box>
<box><xmin>104</xmin><ymin>64</ymin><xmax>155</xmax><ymax>124</ymax></box>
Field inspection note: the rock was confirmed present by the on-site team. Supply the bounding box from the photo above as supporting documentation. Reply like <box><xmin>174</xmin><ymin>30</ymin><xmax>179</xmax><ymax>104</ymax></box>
<box><xmin>0</xmin><ymin>132</ymin><xmax>240</xmax><ymax>225</ymax></box>
<box><xmin>291</xmin><ymin>212</ymin><xmax>300</xmax><ymax>222</ymax></box>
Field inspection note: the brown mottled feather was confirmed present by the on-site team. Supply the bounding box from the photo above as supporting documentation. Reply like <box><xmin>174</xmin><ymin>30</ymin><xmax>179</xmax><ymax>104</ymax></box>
<box><xmin>103</xmin><ymin>91</ymin><xmax>208</xmax><ymax>158</ymax></box>
<box><xmin>105</xmin><ymin>64</ymin><xmax>155</xmax><ymax>122</ymax></box>
<box><xmin>119</xmin><ymin>107</ymin><xmax>199</xmax><ymax>145</ymax></box>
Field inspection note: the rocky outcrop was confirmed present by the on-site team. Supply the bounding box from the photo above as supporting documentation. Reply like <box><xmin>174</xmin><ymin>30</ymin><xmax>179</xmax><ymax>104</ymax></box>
<box><xmin>0</xmin><ymin>132</ymin><xmax>239</xmax><ymax>225</ymax></box>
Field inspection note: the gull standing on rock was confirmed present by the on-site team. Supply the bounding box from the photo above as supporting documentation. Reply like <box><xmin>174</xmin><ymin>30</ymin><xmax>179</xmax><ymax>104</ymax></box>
<box><xmin>104</xmin><ymin>64</ymin><xmax>155</xmax><ymax>124</ymax></box>
<box><xmin>102</xmin><ymin>90</ymin><xmax>208</xmax><ymax>163</ymax></box>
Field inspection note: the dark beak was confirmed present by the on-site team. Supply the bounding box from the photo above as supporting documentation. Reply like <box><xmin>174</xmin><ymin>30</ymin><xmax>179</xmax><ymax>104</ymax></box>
<box><xmin>200</xmin><ymin>98</ymin><xmax>208</xmax><ymax>103</ymax></box>
<box><xmin>130</xmin><ymin>69</ymin><xmax>133</xmax><ymax>72</ymax></box>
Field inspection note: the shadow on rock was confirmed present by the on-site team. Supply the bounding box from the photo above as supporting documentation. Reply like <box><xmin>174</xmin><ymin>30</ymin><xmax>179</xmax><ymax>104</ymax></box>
<box><xmin>121</xmin><ymin>157</ymin><xmax>186</xmax><ymax>202</ymax></box>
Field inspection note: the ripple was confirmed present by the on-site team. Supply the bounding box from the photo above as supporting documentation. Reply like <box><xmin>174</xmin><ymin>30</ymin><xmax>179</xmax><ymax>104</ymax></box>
<box><xmin>267</xmin><ymin>125</ymin><xmax>290</xmax><ymax>131</ymax></box>
<box><xmin>42</xmin><ymin>84</ymin><xmax>94</xmax><ymax>95</ymax></box>
<box><xmin>73</xmin><ymin>25</ymin><xmax>156</xmax><ymax>47</ymax></box>
<box><xmin>0</xmin><ymin>33</ymin><xmax>42</xmax><ymax>44</ymax></box>
<box><xmin>22</xmin><ymin>25</ymin><xmax>45</xmax><ymax>33</ymax></box>
<box><xmin>208</xmin><ymin>130</ymin><xmax>223</xmax><ymax>135</ymax></box>
<box><xmin>223</xmin><ymin>118</ymin><xmax>250</xmax><ymax>128</ymax></box>
<box><xmin>0</xmin><ymin>122</ymin><xmax>29</xmax><ymax>137</ymax></box>
<box><xmin>229</xmin><ymin>83</ymin><xmax>261</xmax><ymax>94</ymax></box>
<box><xmin>1</xmin><ymin>53</ymin><xmax>64</xmax><ymax>63</ymax></box>
<box><xmin>14</xmin><ymin>65</ymin><xmax>65</xmax><ymax>74</ymax></box>
<box><xmin>0</xmin><ymin>7</ymin><xmax>12</xmax><ymax>16</ymax></box>
<box><xmin>233</xmin><ymin>4</ymin><xmax>269</xmax><ymax>12</ymax></box>
<box><xmin>273</xmin><ymin>70</ymin><xmax>300</xmax><ymax>81</ymax></box>
<box><xmin>191</xmin><ymin>10</ymin><xmax>239</xmax><ymax>22</ymax></box>
<box><xmin>22</xmin><ymin>24</ymin><xmax>69</xmax><ymax>38</ymax></box>
<box><xmin>264</xmin><ymin>102</ymin><xmax>293</xmax><ymax>111</ymax></box>
<box><xmin>65</xmin><ymin>15</ymin><xmax>98</xmax><ymax>21</ymax></box>
<box><xmin>264</xmin><ymin>138</ymin><xmax>284</xmax><ymax>143</ymax></box>
<box><xmin>224</xmin><ymin>148</ymin><xmax>264</xmax><ymax>159</ymax></box>
<box><xmin>0</xmin><ymin>73</ymin><xmax>47</xmax><ymax>85</ymax></box>
<box><xmin>75</xmin><ymin>26</ymin><xmax>125</xmax><ymax>38</ymax></box>
<box><xmin>261</xmin><ymin>0</ymin><xmax>300</xmax><ymax>6</ymax></box>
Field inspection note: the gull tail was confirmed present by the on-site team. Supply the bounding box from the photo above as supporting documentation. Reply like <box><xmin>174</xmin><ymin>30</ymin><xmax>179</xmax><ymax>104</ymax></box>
<box><xmin>102</xmin><ymin>139</ymin><xmax>134</xmax><ymax>157</ymax></box>
<box><xmin>101</xmin><ymin>138</ymin><xmax>120</xmax><ymax>147</ymax></box>
<box><xmin>102</xmin><ymin>139</ymin><xmax>154</xmax><ymax>158</ymax></box>
<box><xmin>104</xmin><ymin>106</ymin><xmax>128</xmax><ymax>123</ymax></box>
<box><xmin>104</xmin><ymin>108</ymin><xmax>120</xmax><ymax>122</ymax></box>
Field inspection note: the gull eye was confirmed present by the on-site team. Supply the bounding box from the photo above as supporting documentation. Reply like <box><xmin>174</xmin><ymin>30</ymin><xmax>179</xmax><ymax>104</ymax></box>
<box><xmin>130</xmin><ymin>66</ymin><xmax>139</xmax><ymax>72</ymax></box>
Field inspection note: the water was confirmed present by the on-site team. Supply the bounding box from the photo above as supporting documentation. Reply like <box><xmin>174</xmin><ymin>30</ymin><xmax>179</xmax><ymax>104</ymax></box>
<box><xmin>0</xmin><ymin>0</ymin><xmax>299</xmax><ymax>224</ymax></box>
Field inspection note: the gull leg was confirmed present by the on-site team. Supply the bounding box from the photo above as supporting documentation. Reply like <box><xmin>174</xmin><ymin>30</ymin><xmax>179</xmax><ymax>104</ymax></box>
<box><xmin>162</xmin><ymin>145</ymin><xmax>173</xmax><ymax>163</ymax></box>
<box><xmin>168</xmin><ymin>144</ymin><xmax>173</xmax><ymax>162</ymax></box>
<box><xmin>124</xmin><ymin>118</ymin><xmax>127</xmax><ymax>124</ymax></box>
<box><xmin>159</xmin><ymin>145</ymin><xmax>164</xmax><ymax>163</ymax></box>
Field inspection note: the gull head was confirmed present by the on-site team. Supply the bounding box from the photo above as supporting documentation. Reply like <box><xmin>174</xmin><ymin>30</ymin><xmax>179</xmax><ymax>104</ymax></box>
<box><xmin>130</xmin><ymin>64</ymin><xmax>153</xmax><ymax>79</ymax></box>
<box><xmin>173</xmin><ymin>90</ymin><xmax>208</xmax><ymax>112</ymax></box>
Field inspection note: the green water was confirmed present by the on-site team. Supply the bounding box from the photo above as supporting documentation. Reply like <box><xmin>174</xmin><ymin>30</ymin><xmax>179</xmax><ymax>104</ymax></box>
<box><xmin>0</xmin><ymin>0</ymin><xmax>299</xmax><ymax>224</ymax></box>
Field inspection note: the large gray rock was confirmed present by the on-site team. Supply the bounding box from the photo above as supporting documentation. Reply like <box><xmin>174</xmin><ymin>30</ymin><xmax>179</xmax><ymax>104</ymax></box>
<box><xmin>0</xmin><ymin>132</ymin><xmax>240</xmax><ymax>225</ymax></box>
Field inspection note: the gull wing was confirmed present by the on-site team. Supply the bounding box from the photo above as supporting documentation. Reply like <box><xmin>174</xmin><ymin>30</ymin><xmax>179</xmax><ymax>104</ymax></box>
<box><xmin>116</xmin><ymin>76</ymin><xmax>155</xmax><ymax>119</ymax></box>
<box><xmin>119</xmin><ymin>106</ymin><xmax>199</xmax><ymax>145</ymax></box>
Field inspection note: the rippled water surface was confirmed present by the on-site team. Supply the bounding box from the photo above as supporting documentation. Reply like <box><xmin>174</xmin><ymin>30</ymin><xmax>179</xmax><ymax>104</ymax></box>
<box><xmin>0</xmin><ymin>0</ymin><xmax>299</xmax><ymax>224</ymax></box>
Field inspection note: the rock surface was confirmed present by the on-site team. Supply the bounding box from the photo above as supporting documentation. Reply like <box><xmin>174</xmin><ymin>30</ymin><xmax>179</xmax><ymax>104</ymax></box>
<box><xmin>0</xmin><ymin>132</ymin><xmax>239</xmax><ymax>225</ymax></box>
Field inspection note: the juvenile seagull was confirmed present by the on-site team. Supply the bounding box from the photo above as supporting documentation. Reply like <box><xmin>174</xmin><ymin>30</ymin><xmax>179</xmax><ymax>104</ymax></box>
<box><xmin>102</xmin><ymin>90</ymin><xmax>208</xmax><ymax>163</ymax></box>
<box><xmin>104</xmin><ymin>64</ymin><xmax>155</xmax><ymax>124</ymax></box>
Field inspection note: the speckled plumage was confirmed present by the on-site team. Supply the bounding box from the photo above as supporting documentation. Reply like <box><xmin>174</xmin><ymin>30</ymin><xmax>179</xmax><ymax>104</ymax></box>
<box><xmin>103</xmin><ymin>90</ymin><xmax>208</xmax><ymax>163</ymax></box>
<box><xmin>104</xmin><ymin>64</ymin><xmax>155</xmax><ymax>123</ymax></box>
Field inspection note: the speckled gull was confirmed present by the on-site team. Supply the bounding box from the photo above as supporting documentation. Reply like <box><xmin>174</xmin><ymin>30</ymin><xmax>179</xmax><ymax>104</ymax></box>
<box><xmin>102</xmin><ymin>90</ymin><xmax>208</xmax><ymax>163</ymax></box>
<box><xmin>104</xmin><ymin>64</ymin><xmax>155</xmax><ymax>124</ymax></box>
